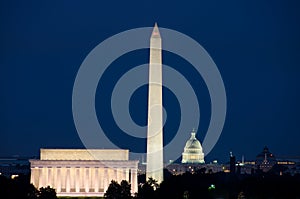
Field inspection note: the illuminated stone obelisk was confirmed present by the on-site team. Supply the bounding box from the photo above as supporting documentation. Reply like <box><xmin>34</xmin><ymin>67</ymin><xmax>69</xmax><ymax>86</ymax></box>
<box><xmin>146</xmin><ymin>23</ymin><xmax>163</xmax><ymax>183</ymax></box>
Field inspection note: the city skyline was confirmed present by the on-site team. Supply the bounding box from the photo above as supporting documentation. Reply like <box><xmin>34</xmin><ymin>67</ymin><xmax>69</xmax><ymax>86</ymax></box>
<box><xmin>1</xmin><ymin>1</ymin><xmax>300</xmax><ymax>163</ymax></box>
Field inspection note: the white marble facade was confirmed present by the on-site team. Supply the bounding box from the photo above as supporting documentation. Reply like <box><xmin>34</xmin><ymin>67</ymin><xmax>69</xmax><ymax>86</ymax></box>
<box><xmin>146</xmin><ymin>23</ymin><xmax>164</xmax><ymax>184</ymax></box>
<box><xmin>30</xmin><ymin>149</ymin><xmax>138</xmax><ymax>197</ymax></box>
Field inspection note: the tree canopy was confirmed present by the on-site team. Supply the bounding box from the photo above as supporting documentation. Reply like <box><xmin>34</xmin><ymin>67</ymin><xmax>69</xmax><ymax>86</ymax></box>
<box><xmin>104</xmin><ymin>180</ymin><xmax>132</xmax><ymax>199</ymax></box>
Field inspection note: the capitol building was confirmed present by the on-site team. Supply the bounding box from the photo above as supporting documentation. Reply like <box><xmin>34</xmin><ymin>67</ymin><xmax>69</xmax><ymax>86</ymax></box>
<box><xmin>182</xmin><ymin>129</ymin><xmax>205</xmax><ymax>164</ymax></box>
<box><xmin>164</xmin><ymin>130</ymin><xmax>225</xmax><ymax>175</ymax></box>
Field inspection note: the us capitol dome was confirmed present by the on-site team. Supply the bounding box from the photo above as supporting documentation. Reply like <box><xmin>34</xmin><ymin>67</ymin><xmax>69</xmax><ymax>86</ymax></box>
<box><xmin>181</xmin><ymin>129</ymin><xmax>205</xmax><ymax>164</ymax></box>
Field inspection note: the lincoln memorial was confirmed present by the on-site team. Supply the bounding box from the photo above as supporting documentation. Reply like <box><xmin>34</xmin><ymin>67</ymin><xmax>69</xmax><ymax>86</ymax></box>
<box><xmin>30</xmin><ymin>149</ymin><xmax>138</xmax><ymax>197</ymax></box>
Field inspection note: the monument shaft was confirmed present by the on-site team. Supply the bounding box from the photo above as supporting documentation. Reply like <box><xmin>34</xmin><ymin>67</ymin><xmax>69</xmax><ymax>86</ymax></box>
<box><xmin>146</xmin><ymin>24</ymin><xmax>163</xmax><ymax>183</ymax></box>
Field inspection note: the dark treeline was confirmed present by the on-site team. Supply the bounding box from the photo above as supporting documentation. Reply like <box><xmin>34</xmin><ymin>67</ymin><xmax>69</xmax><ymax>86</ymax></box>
<box><xmin>1</xmin><ymin>170</ymin><xmax>300</xmax><ymax>199</ymax></box>
<box><xmin>137</xmin><ymin>170</ymin><xmax>300</xmax><ymax>199</ymax></box>
<box><xmin>154</xmin><ymin>171</ymin><xmax>300</xmax><ymax>199</ymax></box>
<box><xmin>0</xmin><ymin>174</ymin><xmax>57</xmax><ymax>199</ymax></box>
<box><xmin>107</xmin><ymin>169</ymin><xmax>300</xmax><ymax>199</ymax></box>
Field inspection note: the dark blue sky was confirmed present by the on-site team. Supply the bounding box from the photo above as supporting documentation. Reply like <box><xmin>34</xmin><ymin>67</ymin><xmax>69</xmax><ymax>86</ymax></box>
<box><xmin>0</xmin><ymin>0</ymin><xmax>300</xmax><ymax>163</ymax></box>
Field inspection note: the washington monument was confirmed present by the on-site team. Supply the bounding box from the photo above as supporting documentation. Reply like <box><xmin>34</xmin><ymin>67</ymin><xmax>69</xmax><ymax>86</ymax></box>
<box><xmin>146</xmin><ymin>23</ymin><xmax>164</xmax><ymax>183</ymax></box>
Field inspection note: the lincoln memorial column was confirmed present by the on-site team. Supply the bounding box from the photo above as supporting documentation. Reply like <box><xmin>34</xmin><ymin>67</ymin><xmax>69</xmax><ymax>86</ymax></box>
<box><xmin>90</xmin><ymin>167</ymin><xmax>95</xmax><ymax>192</ymax></box>
<box><xmin>94</xmin><ymin>167</ymin><xmax>99</xmax><ymax>192</ymax></box>
<box><xmin>80</xmin><ymin>167</ymin><xmax>84</xmax><ymax>192</ymax></box>
<box><xmin>38</xmin><ymin>167</ymin><xmax>43</xmax><ymax>188</ymax></box>
<box><xmin>75</xmin><ymin>167</ymin><xmax>80</xmax><ymax>193</ymax></box>
<box><xmin>61</xmin><ymin>167</ymin><xmax>66</xmax><ymax>192</ymax></box>
<box><xmin>47</xmin><ymin>167</ymin><xmax>52</xmax><ymax>187</ymax></box>
<box><xmin>56</xmin><ymin>168</ymin><xmax>61</xmax><ymax>193</ymax></box>
<box><xmin>30</xmin><ymin>167</ymin><xmax>38</xmax><ymax>187</ymax></box>
<box><xmin>85</xmin><ymin>167</ymin><xmax>89</xmax><ymax>192</ymax></box>
<box><xmin>122</xmin><ymin>168</ymin><xmax>126</xmax><ymax>182</ymax></box>
<box><xmin>114</xmin><ymin>168</ymin><xmax>117</xmax><ymax>182</ymax></box>
<box><xmin>117</xmin><ymin>168</ymin><xmax>123</xmax><ymax>183</ymax></box>
<box><xmin>66</xmin><ymin>168</ymin><xmax>71</xmax><ymax>193</ymax></box>
<box><xmin>103</xmin><ymin>168</ymin><xmax>108</xmax><ymax>193</ymax></box>
<box><xmin>125</xmin><ymin>168</ymin><xmax>129</xmax><ymax>182</ymax></box>
<box><xmin>99</xmin><ymin>167</ymin><xmax>104</xmax><ymax>192</ymax></box>
<box><xmin>53</xmin><ymin>167</ymin><xmax>57</xmax><ymax>191</ymax></box>
<box><xmin>42</xmin><ymin>167</ymin><xmax>48</xmax><ymax>188</ymax></box>
<box><xmin>70</xmin><ymin>167</ymin><xmax>75</xmax><ymax>192</ymax></box>
<box><xmin>131</xmin><ymin>168</ymin><xmax>138</xmax><ymax>194</ymax></box>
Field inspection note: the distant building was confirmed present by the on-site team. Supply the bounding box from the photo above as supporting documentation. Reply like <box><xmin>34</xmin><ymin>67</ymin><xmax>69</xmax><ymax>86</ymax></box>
<box><xmin>255</xmin><ymin>146</ymin><xmax>277</xmax><ymax>172</ymax></box>
<box><xmin>30</xmin><ymin>149</ymin><xmax>138</xmax><ymax>197</ymax></box>
<box><xmin>166</xmin><ymin>162</ymin><xmax>223</xmax><ymax>175</ymax></box>
<box><xmin>276</xmin><ymin>157</ymin><xmax>300</xmax><ymax>175</ymax></box>
<box><xmin>230</xmin><ymin>152</ymin><xmax>236</xmax><ymax>174</ymax></box>
<box><xmin>181</xmin><ymin>129</ymin><xmax>205</xmax><ymax>164</ymax></box>
<box><xmin>0</xmin><ymin>156</ymin><xmax>31</xmax><ymax>178</ymax></box>
<box><xmin>161</xmin><ymin>129</ymin><xmax>213</xmax><ymax>175</ymax></box>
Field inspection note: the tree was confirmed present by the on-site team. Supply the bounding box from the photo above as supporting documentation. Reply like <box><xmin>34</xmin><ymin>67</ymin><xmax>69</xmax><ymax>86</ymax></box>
<box><xmin>120</xmin><ymin>180</ymin><xmax>132</xmax><ymax>199</ymax></box>
<box><xmin>104</xmin><ymin>180</ymin><xmax>132</xmax><ymax>199</ymax></box>
<box><xmin>146</xmin><ymin>177</ymin><xmax>159</xmax><ymax>190</ymax></box>
<box><xmin>104</xmin><ymin>180</ymin><xmax>122</xmax><ymax>199</ymax></box>
<box><xmin>183</xmin><ymin>190</ymin><xmax>189</xmax><ymax>199</ymax></box>
<box><xmin>135</xmin><ymin>178</ymin><xmax>158</xmax><ymax>199</ymax></box>
<box><xmin>0</xmin><ymin>174</ymin><xmax>40</xmax><ymax>199</ymax></box>
<box><xmin>38</xmin><ymin>186</ymin><xmax>58</xmax><ymax>199</ymax></box>
<box><xmin>195</xmin><ymin>167</ymin><xmax>206</xmax><ymax>175</ymax></box>
<box><xmin>27</xmin><ymin>184</ymin><xmax>39</xmax><ymax>199</ymax></box>
<box><xmin>237</xmin><ymin>191</ymin><xmax>246</xmax><ymax>199</ymax></box>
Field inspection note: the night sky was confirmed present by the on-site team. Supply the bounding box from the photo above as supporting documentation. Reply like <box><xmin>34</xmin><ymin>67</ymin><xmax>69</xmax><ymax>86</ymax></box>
<box><xmin>1</xmin><ymin>1</ymin><xmax>300</xmax><ymax>163</ymax></box>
